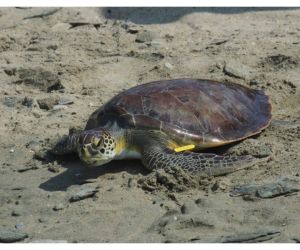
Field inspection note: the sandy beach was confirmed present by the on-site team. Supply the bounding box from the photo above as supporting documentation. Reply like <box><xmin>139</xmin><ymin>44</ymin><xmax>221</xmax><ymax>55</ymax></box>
<box><xmin>0</xmin><ymin>7</ymin><xmax>300</xmax><ymax>243</ymax></box>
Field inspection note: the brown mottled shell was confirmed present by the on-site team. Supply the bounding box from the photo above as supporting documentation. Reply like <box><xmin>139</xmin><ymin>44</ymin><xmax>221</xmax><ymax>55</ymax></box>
<box><xmin>85</xmin><ymin>79</ymin><xmax>272</xmax><ymax>148</ymax></box>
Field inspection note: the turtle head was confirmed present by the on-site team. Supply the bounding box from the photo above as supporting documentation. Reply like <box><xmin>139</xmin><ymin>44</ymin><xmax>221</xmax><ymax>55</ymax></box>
<box><xmin>77</xmin><ymin>129</ymin><xmax>117</xmax><ymax>166</ymax></box>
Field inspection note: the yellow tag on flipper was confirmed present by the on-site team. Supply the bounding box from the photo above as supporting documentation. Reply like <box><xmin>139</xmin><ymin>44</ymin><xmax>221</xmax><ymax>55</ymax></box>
<box><xmin>174</xmin><ymin>144</ymin><xmax>195</xmax><ymax>152</ymax></box>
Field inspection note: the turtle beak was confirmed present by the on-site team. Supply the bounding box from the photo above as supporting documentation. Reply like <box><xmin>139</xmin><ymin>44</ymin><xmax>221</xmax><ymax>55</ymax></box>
<box><xmin>81</xmin><ymin>144</ymin><xmax>99</xmax><ymax>157</ymax></box>
<box><xmin>77</xmin><ymin>130</ymin><xmax>102</xmax><ymax>163</ymax></box>
<box><xmin>76</xmin><ymin>129</ymin><xmax>115</xmax><ymax>167</ymax></box>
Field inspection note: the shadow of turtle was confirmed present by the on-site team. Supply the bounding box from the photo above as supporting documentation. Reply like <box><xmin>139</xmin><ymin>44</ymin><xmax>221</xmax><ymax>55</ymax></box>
<box><xmin>102</xmin><ymin>7</ymin><xmax>299</xmax><ymax>25</ymax></box>
<box><xmin>39</xmin><ymin>153</ymin><xmax>149</xmax><ymax>192</ymax></box>
<box><xmin>39</xmin><ymin>133</ymin><xmax>262</xmax><ymax>192</ymax></box>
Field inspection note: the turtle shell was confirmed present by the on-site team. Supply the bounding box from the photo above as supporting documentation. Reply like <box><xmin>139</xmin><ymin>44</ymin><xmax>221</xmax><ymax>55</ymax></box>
<box><xmin>85</xmin><ymin>79</ymin><xmax>272</xmax><ymax>148</ymax></box>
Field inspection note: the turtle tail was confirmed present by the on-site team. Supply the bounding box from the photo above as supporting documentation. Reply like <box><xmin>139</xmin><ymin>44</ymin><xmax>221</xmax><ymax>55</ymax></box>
<box><xmin>142</xmin><ymin>146</ymin><xmax>262</xmax><ymax>176</ymax></box>
<box><xmin>51</xmin><ymin>133</ymin><xmax>79</xmax><ymax>155</ymax></box>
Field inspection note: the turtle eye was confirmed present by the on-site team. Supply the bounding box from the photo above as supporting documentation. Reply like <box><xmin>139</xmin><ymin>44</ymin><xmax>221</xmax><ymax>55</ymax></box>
<box><xmin>96</xmin><ymin>137</ymin><xmax>103</xmax><ymax>147</ymax></box>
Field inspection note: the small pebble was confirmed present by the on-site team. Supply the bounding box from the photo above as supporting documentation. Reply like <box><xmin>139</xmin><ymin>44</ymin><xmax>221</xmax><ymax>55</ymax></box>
<box><xmin>48</xmin><ymin>163</ymin><xmax>61</xmax><ymax>173</ymax></box>
<box><xmin>33</xmin><ymin>149</ymin><xmax>49</xmax><ymax>161</ymax></box>
<box><xmin>15</xmin><ymin>223</ymin><xmax>25</xmax><ymax>230</ymax></box>
<box><xmin>149</xmin><ymin>40</ymin><xmax>161</xmax><ymax>48</ymax></box>
<box><xmin>25</xmin><ymin>140</ymin><xmax>41</xmax><ymax>151</ymax></box>
<box><xmin>0</xmin><ymin>229</ymin><xmax>28</xmax><ymax>243</ymax></box>
<box><xmin>223</xmin><ymin>61</ymin><xmax>253</xmax><ymax>80</ymax></box>
<box><xmin>69</xmin><ymin>187</ymin><xmax>99</xmax><ymax>202</ymax></box>
<box><xmin>180</xmin><ymin>201</ymin><xmax>198</xmax><ymax>214</ymax></box>
<box><xmin>47</xmin><ymin>44</ymin><xmax>58</xmax><ymax>50</ymax></box>
<box><xmin>211</xmin><ymin>180</ymin><xmax>230</xmax><ymax>192</ymax></box>
<box><xmin>135</xmin><ymin>30</ymin><xmax>155</xmax><ymax>43</ymax></box>
<box><xmin>22</xmin><ymin>97</ymin><xmax>34</xmax><ymax>107</ymax></box>
<box><xmin>127</xmin><ymin>177</ymin><xmax>137</xmax><ymax>188</ymax></box>
<box><xmin>53</xmin><ymin>203</ymin><xmax>65</xmax><ymax>211</ymax></box>
<box><xmin>32</xmin><ymin>111</ymin><xmax>42</xmax><ymax>118</ymax></box>
<box><xmin>37</xmin><ymin>96</ymin><xmax>59</xmax><ymax>110</ymax></box>
<box><xmin>11</xmin><ymin>210</ymin><xmax>21</xmax><ymax>216</ymax></box>
<box><xmin>230</xmin><ymin>176</ymin><xmax>300</xmax><ymax>198</ymax></box>
<box><xmin>164</xmin><ymin>62</ymin><xmax>174</xmax><ymax>70</ymax></box>
<box><xmin>52</xmin><ymin>104</ymin><xmax>68</xmax><ymax>111</ymax></box>
<box><xmin>58</xmin><ymin>97</ymin><xmax>73</xmax><ymax>105</ymax></box>
<box><xmin>38</xmin><ymin>218</ymin><xmax>48</xmax><ymax>223</ymax></box>
<box><xmin>2</xmin><ymin>96</ymin><xmax>19</xmax><ymax>108</ymax></box>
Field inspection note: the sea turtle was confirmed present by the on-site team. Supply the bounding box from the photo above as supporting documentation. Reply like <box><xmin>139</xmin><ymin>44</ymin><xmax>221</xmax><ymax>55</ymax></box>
<box><xmin>52</xmin><ymin>79</ymin><xmax>272</xmax><ymax>176</ymax></box>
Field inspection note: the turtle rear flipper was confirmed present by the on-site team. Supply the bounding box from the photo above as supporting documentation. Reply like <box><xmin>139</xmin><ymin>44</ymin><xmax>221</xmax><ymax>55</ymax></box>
<box><xmin>142</xmin><ymin>146</ymin><xmax>261</xmax><ymax>176</ymax></box>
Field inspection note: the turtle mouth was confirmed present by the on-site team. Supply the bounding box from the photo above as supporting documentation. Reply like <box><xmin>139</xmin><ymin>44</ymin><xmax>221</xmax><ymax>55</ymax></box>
<box><xmin>78</xmin><ymin>143</ymin><xmax>115</xmax><ymax>167</ymax></box>
<box><xmin>79</xmin><ymin>151</ymin><xmax>112</xmax><ymax>166</ymax></box>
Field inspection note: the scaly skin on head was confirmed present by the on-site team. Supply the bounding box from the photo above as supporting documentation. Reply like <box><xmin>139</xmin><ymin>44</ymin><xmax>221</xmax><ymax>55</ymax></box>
<box><xmin>52</xmin><ymin>128</ymin><xmax>125</xmax><ymax>166</ymax></box>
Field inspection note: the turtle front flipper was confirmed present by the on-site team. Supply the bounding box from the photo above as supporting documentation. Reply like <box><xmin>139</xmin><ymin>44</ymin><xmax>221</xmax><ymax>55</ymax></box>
<box><xmin>142</xmin><ymin>146</ymin><xmax>261</xmax><ymax>176</ymax></box>
<box><xmin>51</xmin><ymin>133</ymin><xmax>80</xmax><ymax>155</ymax></box>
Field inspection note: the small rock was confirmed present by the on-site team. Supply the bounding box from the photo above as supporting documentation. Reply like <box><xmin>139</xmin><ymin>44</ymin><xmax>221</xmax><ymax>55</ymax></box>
<box><xmin>211</xmin><ymin>180</ymin><xmax>230</xmax><ymax>192</ymax></box>
<box><xmin>194</xmin><ymin>197</ymin><xmax>211</xmax><ymax>208</ymax></box>
<box><xmin>2</xmin><ymin>96</ymin><xmax>19</xmax><ymax>108</ymax></box>
<box><xmin>47</xmin><ymin>45</ymin><xmax>58</xmax><ymax>50</ymax></box>
<box><xmin>292</xmin><ymin>237</ymin><xmax>300</xmax><ymax>243</ymax></box>
<box><xmin>125</xmin><ymin>25</ymin><xmax>140</xmax><ymax>34</ymax></box>
<box><xmin>48</xmin><ymin>162</ymin><xmax>61</xmax><ymax>173</ymax></box>
<box><xmin>53</xmin><ymin>203</ymin><xmax>65</xmax><ymax>211</ymax></box>
<box><xmin>180</xmin><ymin>201</ymin><xmax>198</xmax><ymax>214</ymax></box>
<box><xmin>257</xmin><ymin>177</ymin><xmax>300</xmax><ymax>198</ymax></box>
<box><xmin>38</xmin><ymin>218</ymin><xmax>48</xmax><ymax>223</ymax></box>
<box><xmin>37</xmin><ymin>96</ymin><xmax>59</xmax><ymax>110</ymax></box>
<box><xmin>11</xmin><ymin>210</ymin><xmax>21</xmax><ymax>216</ymax></box>
<box><xmin>9</xmin><ymin>149</ymin><xmax>15</xmax><ymax>153</ymax></box>
<box><xmin>69</xmin><ymin>187</ymin><xmax>99</xmax><ymax>202</ymax></box>
<box><xmin>4</xmin><ymin>68</ymin><xmax>16</xmax><ymax>76</ymax></box>
<box><xmin>32</xmin><ymin>111</ymin><xmax>43</xmax><ymax>118</ymax></box>
<box><xmin>230</xmin><ymin>176</ymin><xmax>300</xmax><ymax>198</ymax></box>
<box><xmin>223</xmin><ymin>61</ymin><xmax>253</xmax><ymax>80</ymax></box>
<box><xmin>17</xmin><ymin>163</ymin><xmax>39</xmax><ymax>172</ymax></box>
<box><xmin>33</xmin><ymin>149</ymin><xmax>50</xmax><ymax>161</ymax></box>
<box><xmin>52</xmin><ymin>22</ymin><xmax>72</xmax><ymax>31</ymax></box>
<box><xmin>249</xmin><ymin>79</ymin><xmax>259</xmax><ymax>86</ymax></box>
<box><xmin>0</xmin><ymin>229</ymin><xmax>28</xmax><ymax>243</ymax></box>
<box><xmin>164</xmin><ymin>62</ymin><xmax>174</xmax><ymax>70</ymax></box>
<box><xmin>210</xmin><ymin>39</ymin><xmax>229</xmax><ymax>45</ymax></box>
<box><xmin>25</xmin><ymin>140</ymin><xmax>41</xmax><ymax>151</ymax></box>
<box><xmin>15</xmin><ymin>223</ymin><xmax>24</xmax><ymax>230</ymax></box>
<box><xmin>127</xmin><ymin>177</ymin><xmax>137</xmax><ymax>188</ymax></box>
<box><xmin>52</xmin><ymin>104</ymin><xmax>68</xmax><ymax>111</ymax></box>
<box><xmin>135</xmin><ymin>30</ymin><xmax>155</xmax><ymax>43</ymax></box>
<box><xmin>81</xmin><ymin>88</ymin><xmax>94</xmax><ymax>96</ymax></box>
<box><xmin>58</xmin><ymin>96</ymin><xmax>73</xmax><ymax>105</ymax></box>
<box><xmin>149</xmin><ymin>40</ymin><xmax>162</xmax><ymax>48</ymax></box>
<box><xmin>21</xmin><ymin>97</ymin><xmax>34</xmax><ymax>108</ymax></box>
<box><xmin>220</xmin><ymin>229</ymin><xmax>280</xmax><ymax>243</ymax></box>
